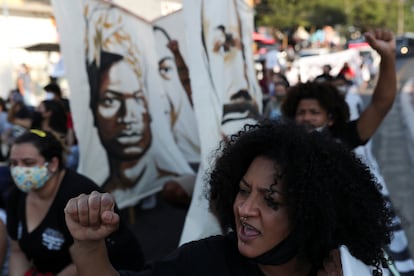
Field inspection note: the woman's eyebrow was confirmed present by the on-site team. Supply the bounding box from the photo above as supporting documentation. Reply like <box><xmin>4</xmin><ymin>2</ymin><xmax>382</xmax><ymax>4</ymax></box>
<box><xmin>258</xmin><ymin>185</ymin><xmax>282</xmax><ymax>195</ymax></box>
<box><xmin>240</xmin><ymin>178</ymin><xmax>250</xmax><ymax>187</ymax></box>
<box><xmin>241</xmin><ymin>178</ymin><xmax>282</xmax><ymax>194</ymax></box>
<box><xmin>260</xmin><ymin>182</ymin><xmax>284</xmax><ymax>195</ymax></box>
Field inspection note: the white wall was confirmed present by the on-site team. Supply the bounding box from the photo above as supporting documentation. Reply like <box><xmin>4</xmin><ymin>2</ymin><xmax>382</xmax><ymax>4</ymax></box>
<box><xmin>0</xmin><ymin>14</ymin><xmax>58</xmax><ymax>101</ymax></box>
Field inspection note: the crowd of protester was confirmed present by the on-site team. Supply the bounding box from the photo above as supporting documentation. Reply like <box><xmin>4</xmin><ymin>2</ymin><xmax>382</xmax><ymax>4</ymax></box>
<box><xmin>0</xmin><ymin>28</ymin><xmax>413</xmax><ymax>276</ymax></box>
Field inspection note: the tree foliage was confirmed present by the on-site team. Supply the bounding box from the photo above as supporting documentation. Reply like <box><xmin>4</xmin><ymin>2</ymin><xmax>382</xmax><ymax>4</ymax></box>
<box><xmin>255</xmin><ymin>0</ymin><xmax>414</xmax><ymax>35</ymax></box>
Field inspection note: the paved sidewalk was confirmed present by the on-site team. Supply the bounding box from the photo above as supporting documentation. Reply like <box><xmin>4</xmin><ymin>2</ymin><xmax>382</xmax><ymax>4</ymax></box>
<box><xmin>401</xmin><ymin>78</ymin><xmax>414</xmax><ymax>164</ymax></box>
<box><xmin>373</xmin><ymin>81</ymin><xmax>414</xmax><ymax>255</ymax></box>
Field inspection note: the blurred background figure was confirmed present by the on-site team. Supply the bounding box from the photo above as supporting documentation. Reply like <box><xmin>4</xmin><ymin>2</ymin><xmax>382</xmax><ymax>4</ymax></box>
<box><xmin>336</xmin><ymin>62</ymin><xmax>355</xmax><ymax>85</ymax></box>
<box><xmin>0</xmin><ymin>168</ymin><xmax>9</xmax><ymax>276</ymax></box>
<box><xmin>16</xmin><ymin>64</ymin><xmax>36</xmax><ymax>108</ymax></box>
<box><xmin>6</xmin><ymin>99</ymin><xmax>33</xmax><ymax>153</ymax></box>
<box><xmin>0</xmin><ymin>98</ymin><xmax>12</xmax><ymax>162</ymax></box>
<box><xmin>315</xmin><ymin>64</ymin><xmax>334</xmax><ymax>83</ymax></box>
<box><xmin>263</xmin><ymin>73</ymin><xmax>290</xmax><ymax>121</ymax></box>
<box><xmin>264</xmin><ymin>45</ymin><xmax>282</xmax><ymax>95</ymax></box>
<box><xmin>43</xmin><ymin>82</ymin><xmax>70</xmax><ymax>113</ymax></box>
<box><xmin>33</xmin><ymin>100</ymin><xmax>69</xmax><ymax>147</ymax></box>
<box><xmin>43</xmin><ymin>82</ymin><xmax>77</xmax><ymax>169</ymax></box>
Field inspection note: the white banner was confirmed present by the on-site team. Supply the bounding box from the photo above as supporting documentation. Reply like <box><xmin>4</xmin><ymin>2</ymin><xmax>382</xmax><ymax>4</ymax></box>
<box><xmin>294</xmin><ymin>49</ymin><xmax>362</xmax><ymax>83</ymax></box>
<box><xmin>51</xmin><ymin>0</ymin><xmax>193</xmax><ymax>209</ymax></box>
<box><xmin>153</xmin><ymin>11</ymin><xmax>201</xmax><ymax>165</ymax></box>
<box><xmin>180</xmin><ymin>0</ymin><xmax>261</xmax><ymax>244</ymax></box>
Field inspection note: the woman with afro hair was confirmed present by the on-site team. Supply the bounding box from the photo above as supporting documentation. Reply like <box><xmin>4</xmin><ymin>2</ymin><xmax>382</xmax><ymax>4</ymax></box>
<box><xmin>63</xmin><ymin>120</ymin><xmax>393</xmax><ymax>276</ymax></box>
<box><xmin>282</xmin><ymin>30</ymin><xmax>414</xmax><ymax>275</ymax></box>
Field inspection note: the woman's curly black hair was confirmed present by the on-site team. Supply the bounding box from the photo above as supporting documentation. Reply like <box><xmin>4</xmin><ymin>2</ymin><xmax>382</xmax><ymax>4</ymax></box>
<box><xmin>281</xmin><ymin>81</ymin><xmax>350</xmax><ymax>136</ymax></box>
<box><xmin>208</xmin><ymin>120</ymin><xmax>392</xmax><ymax>271</ymax></box>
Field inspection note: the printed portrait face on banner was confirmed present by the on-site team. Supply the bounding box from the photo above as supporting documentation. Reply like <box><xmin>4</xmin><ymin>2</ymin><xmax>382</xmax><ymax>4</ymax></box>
<box><xmin>202</xmin><ymin>1</ymin><xmax>260</xmax><ymax>137</ymax></box>
<box><xmin>52</xmin><ymin>0</ymin><xmax>195</xmax><ymax>209</ymax></box>
<box><xmin>84</xmin><ymin>2</ymin><xmax>152</xmax><ymax>192</ymax></box>
<box><xmin>153</xmin><ymin>15</ymin><xmax>201</xmax><ymax>166</ymax></box>
<box><xmin>153</xmin><ymin>26</ymin><xmax>182</xmax><ymax>128</ymax></box>
<box><xmin>94</xmin><ymin>55</ymin><xmax>151</xmax><ymax>159</ymax></box>
<box><xmin>178</xmin><ymin>0</ymin><xmax>263</xmax><ymax>245</ymax></box>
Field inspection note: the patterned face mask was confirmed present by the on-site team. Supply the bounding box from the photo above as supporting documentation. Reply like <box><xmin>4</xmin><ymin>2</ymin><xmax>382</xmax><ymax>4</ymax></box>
<box><xmin>11</xmin><ymin>163</ymin><xmax>50</xmax><ymax>193</ymax></box>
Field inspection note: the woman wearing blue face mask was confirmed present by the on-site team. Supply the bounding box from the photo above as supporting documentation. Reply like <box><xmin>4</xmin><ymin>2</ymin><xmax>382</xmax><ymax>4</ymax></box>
<box><xmin>6</xmin><ymin>129</ymin><xmax>144</xmax><ymax>276</ymax></box>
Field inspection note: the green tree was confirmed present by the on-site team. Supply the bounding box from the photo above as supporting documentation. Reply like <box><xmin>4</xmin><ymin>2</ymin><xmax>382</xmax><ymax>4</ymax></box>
<box><xmin>255</xmin><ymin>0</ymin><xmax>312</xmax><ymax>30</ymax></box>
<box><xmin>349</xmin><ymin>0</ymin><xmax>391</xmax><ymax>31</ymax></box>
<box><xmin>254</xmin><ymin>0</ymin><xmax>414</xmax><ymax>34</ymax></box>
<box><xmin>306</xmin><ymin>4</ymin><xmax>347</xmax><ymax>28</ymax></box>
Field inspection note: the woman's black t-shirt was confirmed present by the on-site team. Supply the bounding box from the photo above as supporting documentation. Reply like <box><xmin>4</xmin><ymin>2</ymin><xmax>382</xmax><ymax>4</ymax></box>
<box><xmin>7</xmin><ymin>169</ymin><xmax>144</xmax><ymax>274</ymax></box>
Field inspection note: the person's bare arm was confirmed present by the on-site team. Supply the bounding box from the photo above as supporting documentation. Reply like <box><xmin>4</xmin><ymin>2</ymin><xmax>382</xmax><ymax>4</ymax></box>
<box><xmin>357</xmin><ymin>29</ymin><xmax>396</xmax><ymax>141</ymax></box>
<box><xmin>71</xmin><ymin>239</ymin><xmax>118</xmax><ymax>276</ymax></box>
<box><xmin>64</xmin><ymin>191</ymin><xmax>119</xmax><ymax>276</ymax></box>
<box><xmin>9</xmin><ymin>240</ymin><xmax>31</xmax><ymax>276</ymax></box>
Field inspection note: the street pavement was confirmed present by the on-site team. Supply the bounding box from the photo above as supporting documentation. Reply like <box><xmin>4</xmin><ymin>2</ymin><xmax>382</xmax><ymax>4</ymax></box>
<box><xmin>122</xmin><ymin>57</ymin><xmax>414</xmax><ymax>264</ymax></box>
<box><xmin>372</xmin><ymin>57</ymin><xmax>414</xmax><ymax>255</ymax></box>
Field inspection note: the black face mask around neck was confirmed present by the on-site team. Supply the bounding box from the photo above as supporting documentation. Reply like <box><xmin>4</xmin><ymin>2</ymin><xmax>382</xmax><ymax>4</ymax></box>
<box><xmin>249</xmin><ymin>230</ymin><xmax>299</xmax><ymax>265</ymax></box>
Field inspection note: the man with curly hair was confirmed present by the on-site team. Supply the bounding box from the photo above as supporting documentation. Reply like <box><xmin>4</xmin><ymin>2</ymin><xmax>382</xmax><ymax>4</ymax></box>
<box><xmin>64</xmin><ymin>121</ymin><xmax>393</xmax><ymax>275</ymax></box>
<box><xmin>282</xmin><ymin>29</ymin><xmax>396</xmax><ymax>150</ymax></box>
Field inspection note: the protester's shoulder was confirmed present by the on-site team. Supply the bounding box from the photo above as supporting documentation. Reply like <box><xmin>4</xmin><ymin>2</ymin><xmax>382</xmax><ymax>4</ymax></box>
<box><xmin>151</xmin><ymin>233</ymin><xmax>260</xmax><ymax>275</ymax></box>
<box><xmin>160</xmin><ymin>234</ymin><xmax>234</xmax><ymax>264</ymax></box>
<box><xmin>180</xmin><ymin>234</ymin><xmax>235</xmax><ymax>252</ymax></box>
<box><xmin>176</xmin><ymin>234</ymin><xmax>241</xmax><ymax>266</ymax></box>
<box><xmin>142</xmin><ymin>235</ymin><xmax>235</xmax><ymax>275</ymax></box>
